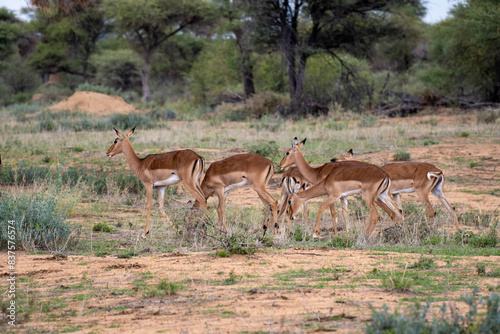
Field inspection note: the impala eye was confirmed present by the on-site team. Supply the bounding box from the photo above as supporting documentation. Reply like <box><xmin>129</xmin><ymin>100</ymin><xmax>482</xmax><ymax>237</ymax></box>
<box><xmin>114</xmin><ymin>140</ymin><xmax>117</xmax><ymax>144</ymax></box>
<box><xmin>286</xmin><ymin>152</ymin><xmax>290</xmax><ymax>156</ymax></box>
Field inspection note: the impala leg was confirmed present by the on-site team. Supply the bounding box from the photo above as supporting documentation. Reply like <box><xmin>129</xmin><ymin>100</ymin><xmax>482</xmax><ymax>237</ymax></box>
<box><xmin>415</xmin><ymin>188</ymin><xmax>436</xmax><ymax>221</ymax></box>
<box><xmin>314</xmin><ymin>195</ymin><xmax>338</xmax><ymax>239</ymax></box>
<box><xmin>375</xmin><ymin>198</ymin><xmax>396</xmax><ymax>221</ymax></box>
<box><xmin>302</xmin><ymin>200</ymin><xmax>308</xmax><ymax>229</ymax></box>
<box><xmin>341</xmin><ymin>196</ymin><xmax>349</xmax><ymax>224</ymax></box>
<box><xmin>431</xmin><ymin>183</ymin><xmax>459</xmax><ymax>229</ymax></box>
<box><xmin>329</xmin><ymin>204</ymin><xmax>338</xmax><ymax>236</ymax></box>
<box><xmin>215</xmin><ymin>188</ymin><xmax>227</xmax><ymax>232</ymax></box>
<box><xmin>157</xmin><ymin>186</ymin><xmax>178</xmax><ymax>232</ymax></box>
<box><xmin>142</xmin><ymin>184</ymin><xmax>154</xmax><ymax>238</ymax></box>
<box><xmin>364</xmin><ymin>193</ymin><xmax>379</xmax><ymax>236</ymax></box>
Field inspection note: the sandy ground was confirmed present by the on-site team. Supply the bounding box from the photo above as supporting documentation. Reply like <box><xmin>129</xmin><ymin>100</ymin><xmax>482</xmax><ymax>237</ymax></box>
<box><xmin>1</xmin><ymin>116</ymin><xmax>499</xmax><ymax>333</ymax></box>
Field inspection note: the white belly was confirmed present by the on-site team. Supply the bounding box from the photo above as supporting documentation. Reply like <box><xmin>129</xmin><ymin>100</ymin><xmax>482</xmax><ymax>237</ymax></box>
<box><xmin>153</xmin><ymin>174</ymin><xmax>181</xmax><ymax>187</ymax></box>
<box><xmin>224</xmin><ymin>178</ymin><xmax>248</xmax><ymax>195</ymax></box>
<box><xmin>341</xmin><ymin>189</ymin><xmax>362</xmax><ymax>197</ymax></box>
<box><xmin>392</xmin><ymin>187</ymin><xmax>415</xmax><ymax>194</ymax></box>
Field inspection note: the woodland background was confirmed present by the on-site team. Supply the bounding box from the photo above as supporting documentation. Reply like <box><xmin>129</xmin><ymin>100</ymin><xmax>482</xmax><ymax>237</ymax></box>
<box><xmin>1</xmin><ymin>0</ymin><xmax>499</xmax><ymax>117</ymax></box>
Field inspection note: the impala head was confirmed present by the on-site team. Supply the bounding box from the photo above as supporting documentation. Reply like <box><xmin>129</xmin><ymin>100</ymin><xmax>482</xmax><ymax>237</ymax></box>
<box><xmin>330</xmin><ymin>148</ymin><xmax>353</xmax><ymax>162</ymax></box>
<box><xmin>106</xmin><ymin>127</ymin><xmax>135</xmax><ymax>157</ymax></box>
<box><xmin>287</xmin><ymin>196</ymin><xmax>302</xmax><ymax>221</ymax></box>
<box><xmin>278</xmin><ymin>137</ymin><xmax>306</xmax><ymax>170</ymax></box>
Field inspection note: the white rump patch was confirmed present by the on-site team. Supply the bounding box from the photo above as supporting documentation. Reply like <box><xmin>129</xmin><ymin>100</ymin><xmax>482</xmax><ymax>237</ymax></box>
<box><xmin>224</xmin><ymin>178</ymin><xmax>248</xmax><ymax>195</ymax></box>
<box><xmin>427</xmin><ymin>172</ymin><xmax>440</xmax><ymax>180</ymax></box>
<box><xmin>392</xmin><ymin>187</ymin><xmax>415</xmax><ymax>194</ymax></box>
<box><xmin>154</xmin><ymin>174</ymin><xmax>181</xmax><ymax>187</ymax></box>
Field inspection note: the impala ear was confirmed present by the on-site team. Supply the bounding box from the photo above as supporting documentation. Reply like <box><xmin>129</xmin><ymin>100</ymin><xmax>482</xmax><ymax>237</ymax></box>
<box><xmin>292</xmin><ymin>137</ymin><xmax>298</xmax><ymax>149</ymax></box>
<box><xmin>347</xmin><ymin>148</ymin><xmax>353</xmax><ymax>155</ymax></box>
<box><xmin>297</xmin><ymin>138</ymin><xmax>306</xmax><ymax>149</ymax></box>
<box><xmin>113</xmin><ymin>128</ymin><xmax>125</xmax><ymax>139</ymax></box>
<box><xmin>126</xmin><ymin>126</ymin><xmax>136</xmax><ymax>138</ymax></box>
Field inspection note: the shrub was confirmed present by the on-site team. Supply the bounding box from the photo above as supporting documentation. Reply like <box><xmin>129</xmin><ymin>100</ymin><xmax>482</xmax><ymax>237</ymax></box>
<box><xmin>149</xmin><ymin>108</ymin><xmax>176</xmax><ymax>121</ymax></box>
<box><xmin>76</xmin><ymin>82</ymin><xmax>127</xmax><ymax>101</ymax></box>
<box><xmin>246</xmin><ymin>142</ymin><xmax>279</xmax><ymax>158</ymax></box>
<box><xmin>407</xmin><ymin>256</ymin><xmax>435</xmax><ymax>270</ymax></box>
<box><xmin>146</xmin><ymin>279</ymin><xmax>182</xmax><ymax>297</ymax></box>
<box><xmin>244</xmin><ymin>91</ymin><xmax>290</xmax><ymax>118</ymax></box>
<box><xmin>358</xmin><ymin>115</ymin><xmax>377</xmax><ymax>127</ymax></box>
<box><xmin>366</xmin><ymin>291</ymin><xmax>500</xmax><ymax>334</ymax></box>
<box><xmin>476</xmin><ymin>108</ymin><xmax>500</xmax><ymax>124</ymax></box>
<box><xmin>393</xmin><ymin>150</ymin><xmax>411</xmax><ymax>161</ymax></box>
<box><xmin>109</xmin><ymin>113</ymin><xmax>152</xmax><ymax>130</ymax></box>
<box><xmin>454</xmin><ymin>228</ymin><xmax>498</xmax><ymax>248</ymax></box>
<box><xmin>0</xmin><ymin>191</ymin><xmax>78</xmax><ymax>252</ymax></box>
<box><xmin>92</xmin><ymin>222</ymin><xmax>113</xmax><ymax>233</ymax></box>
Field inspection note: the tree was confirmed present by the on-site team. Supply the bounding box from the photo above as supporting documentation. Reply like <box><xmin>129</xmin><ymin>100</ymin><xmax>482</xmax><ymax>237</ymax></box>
<box><xmin>250</xmin><ymin>0</ymin><xmax>425</xmax><ymax>114</ymax></box>
<box><xmin>28</xmin><ymin>2</ymin><xmax>107</xmax><ymax>81</ymax></box>
<box><xmin>430</xmin><ymin>0</ymin><xmax>500</xmax><ymax>102</ymax></box>
<box><xmin>103</xmin><ymin>0</ymin><xmax>213</xmax><ymax>104</ymax></box>
<box><xmin>0</xmin><ymin>8</ymin><xmax>22</xmax><ymax>66</ymax></box>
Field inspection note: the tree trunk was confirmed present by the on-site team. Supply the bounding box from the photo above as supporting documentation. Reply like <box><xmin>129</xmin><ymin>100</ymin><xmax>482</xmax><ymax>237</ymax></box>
<box><xmin>141</xmin><ymin>50</ymin><xmax>152</xmax><ymax>104</ymax></box>
<box><xmin>235</xmin><ymin>29</ymin><xmax>255</xmax><ymax>97</ymax></box>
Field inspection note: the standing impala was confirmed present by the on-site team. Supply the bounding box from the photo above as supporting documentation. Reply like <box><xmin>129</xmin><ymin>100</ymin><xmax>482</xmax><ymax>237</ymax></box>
<box><xmin>279</xmin><ymin>138</ymin><xmax>402</xmax><ymax>236</ymax></box>
<box><xmin>288</xmin><ymin>164</ymin><xmax>397</xmax><ymax>237</ymax></box>
<box><xmin>382</xmin><ymin>162</ymin><xmax>459</xmax><ymax>229</ymax></box>
<box><xmin>106</xmin><ymin>127</ymin><xmax>207</xmax><ymax>238</ymax></box>
<box><xmin>193</xmin><ymin>153</ymin><xmax>278</xmax><ymax>233</ymax></box>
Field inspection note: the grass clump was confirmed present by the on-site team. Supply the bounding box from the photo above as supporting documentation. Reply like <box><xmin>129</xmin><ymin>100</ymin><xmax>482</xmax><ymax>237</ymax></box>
<box><xmin>407</xmin><ymin>256</ymin><xmax>435</xmax><ymax>270</ymax></box>
<box><xmin>0</xmin><ymin>190</ymin><xmax>78</xmax><ymax>252</ymax></box>
<box><xmin>246</xmin><ymin>141</ymin><xmax>279</xmax><ymax>159</ymax></box>
<box><xmin>382</xmin><ymin>267</ymin><xmax>413</xmax><ymax>292</ymax></box>
<box><xmin>454</xmin><ymin>228</ymin><xmax>498</xmax><ymax>248</ymax></box>
<box><xmin>117</xmin><ymin>250</ymin><xmax>137</xmax><ymax>259</ymax></box>
<box><xmin>92</xmin><ymin>222</ymin><xmax>113</xmax><ymax>233</ymax></box>
<box><xmin>393</xmin><ymin>150</ymin><xmax>411</xmax><ymax>161</ymax></box>
<box><xmin>146</xmin><ymin>279</ymin><xmax>182</xmax><ymax>297</ymax></box>
<box><xmin>366</xmin><ymin>290</ymin><xmax>500</xmax><ymax>334</ymax></box>
<box><xmin>476</xmin><ymin>107</ymin><xmax>500</xmax><ymax>124</ymax></box>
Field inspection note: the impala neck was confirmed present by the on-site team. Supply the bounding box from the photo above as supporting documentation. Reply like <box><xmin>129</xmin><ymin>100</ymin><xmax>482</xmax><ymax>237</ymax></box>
<box><xmin>293</xmin><ymin>149</ymin><xmax>321</xmax><ymax>184</ymax></box>
<box><xmin>121</xmin><ymin>139</ymin><xmax>142</xmax><ymax>176</ymax></box>
<box><xmin>297</xmin><ymin>181</ymin><xmax>327</xmax><ymax>203</ymax></box>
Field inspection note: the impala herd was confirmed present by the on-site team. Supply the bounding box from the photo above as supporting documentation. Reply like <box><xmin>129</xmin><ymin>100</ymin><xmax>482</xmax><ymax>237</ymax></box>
<box><xmin>107</xmin><ymin>128</ymin><xmax>459</xmax><ymax>239</ymax></box>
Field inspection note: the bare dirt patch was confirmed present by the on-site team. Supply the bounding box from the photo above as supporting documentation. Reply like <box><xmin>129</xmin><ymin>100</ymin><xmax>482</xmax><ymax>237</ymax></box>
<box><xmin>49</xmin><ymin>91</ymin><xmax>138</xmax><ymax>115</ymax></box>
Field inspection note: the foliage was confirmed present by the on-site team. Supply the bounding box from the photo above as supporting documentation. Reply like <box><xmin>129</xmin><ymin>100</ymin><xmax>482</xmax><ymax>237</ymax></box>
<box><xmin>92</xmin><ymin>222</ymin><xmax>112</xmax><ymax>233</ymax></box>
<box><xmin>75</xmin><ymin>82</ymin><xmax>127</xmax><ymax>100</ymax></box>
<box><xmin>429</xmin><ymin>0</ymin><xmax>500</xmax><ymax>101</ymax></box>
<box><xmin>245</xmin><ymin>141</ymin><xmax>279</xmax><ymax>159</ymax></box>
<box><xmin>0</xmin><ymin>190</ymin><xmax>78</xmax><ymax>252</ymax></box>
<box><xmin>454</xmin><ymin>228</ymin><xmax>498</xmax><ymax>248</ymax></box>
<box><xmin>393</xmin><ymin>150</ymin><xmax>411</xmax><ymax>161</ymax></box>
<box><xmin>366</xmin><ymin>290</ymin><xmax>500</xmax><ymax>334</ymax></box>
<box><xmin>476</xmin><ymin>108</ymin><xmax>500</xmax><ymax>124</ymax></box>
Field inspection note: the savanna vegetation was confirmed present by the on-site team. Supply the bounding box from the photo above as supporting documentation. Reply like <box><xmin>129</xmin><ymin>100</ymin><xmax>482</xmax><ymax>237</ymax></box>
<box><xmin>0</xmin><ymin>0</ymin><xmax>499</xmax><ymax>333</ymax></box>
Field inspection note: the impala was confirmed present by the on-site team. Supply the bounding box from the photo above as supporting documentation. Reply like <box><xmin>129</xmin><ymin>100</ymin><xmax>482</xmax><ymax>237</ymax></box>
<box><xmin>382</xmin><ymin>162</ymin><xmax>459</xmax><ymax>228</ymax></box>
<box><xmin>271</xmin><ymin>149</ymin><xmax>354</xmax><ymax>233</ymax></box>
<box><xmin>288</xmin><ymin>164</ymin><xmax>397</xmax><ymax>237</ymax></box>
<box><xmin>279</xmin><ymin>138</ymin><xmax>402</xmax><ymax>236</ymax></box>
<box><xmin>106</xmin><ymin>127</ymin><xmax>207</xmax><ymax>238</ymax></box>
<box><xmin>193</xmin><ymin>153</ymin><xmax>278</xmax><ymax>233</ymax></box>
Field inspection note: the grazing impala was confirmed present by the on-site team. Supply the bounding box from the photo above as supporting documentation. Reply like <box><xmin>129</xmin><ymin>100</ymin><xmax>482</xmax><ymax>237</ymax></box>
<box><xmin>382</xmin><ymin>162</ymin><xmax>459</xmax><ymax>229</ymax></box>
<box><xmin>271</xmin><ymin>149</ymin><xmax>353</xmax><ymax>233</ymax></box>
<box><xmin>193</xmin><ymin>153</ymin><xmax>278</xmax><ymax>233</ymax></box>
<box><xmin>288</xmin><ymin>164</ymin><xmax>398</xmax><ymax>237</ymax></box>
<box><xmin>106</xmin><ymin>127</ymin><xmax>207</xmax><ymax>238</ymax></box>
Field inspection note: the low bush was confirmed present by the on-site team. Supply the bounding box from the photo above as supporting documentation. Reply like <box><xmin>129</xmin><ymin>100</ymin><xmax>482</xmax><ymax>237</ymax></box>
<box><xmin>476</xmin><ymin>107</ymin><xmax>500</xmax><ymax>124</ymax></box>
<box><xmin>76</xmin><ymin>82</ymin><xmax>127</xmax><ymax>101</ymax></box>
<box><xmin>246</xmin><ymin>142</ymin><xmax>279</xmax><ymax>158</ymax></box>
<box><xmin>454</xmin><ymin>228</ymin><xmax>498</xmax><ymax>248</ymax></box>
<box><xmin>109</xmin><ymin>113</ymin><xmax>152</xmax><ymax>130</ymax></box>
<box><xmin>358</xmin><ymin>115</ymin><xmax>377</xmax><ymax>127</ymax></box>
<box><xmin>393</xmin><ymin>150</ymin><xmax>411</xmax><ymax>161</ymax></box>
<box><xmin>0</xmin><ymin>191</ymin><xmax>78</xmax><ymax>252</ymax></box>
<box><xmin>93</xmin><ymin>222</ymin><xmax>113</xmax><ymax>233</ymax></box>
<box><xmin>366</xmin><ymin>290</ymin><xmax>500</xmax><ymax>334</ymax></box>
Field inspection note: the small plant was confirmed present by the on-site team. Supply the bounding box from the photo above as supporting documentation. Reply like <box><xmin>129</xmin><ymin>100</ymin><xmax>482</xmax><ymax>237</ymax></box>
<box><xmin>117</xmin><ymin>250</ymin><xmax>137</xmax><ymax>259</ymax></box>
<box><xmin>93</xmin><ymin>222</ymin><xmax>113</xmax><ymax>233</ymax></box>
<box><xmin>246</xmin><ymin>142</ymin><xmax>279</xmax><ymax>158</ymax></box>
<box><xmin>146</xmin><ymin>279</ymin><xmax>182</xmax><ymax>297</ymax></box>
<box><xmin>223</xmin><ymin>269</ymin><xmax>241</xmax><ymax>285</ymax></box>
<box><xmin>407</xmin><ymin>256</ymin><xmax>435</xmax><ymax>270</ymax></box>
<box><xmin>72</xmin><ymin>146</ymin><xmax>85</xmax><ymax>153</ymax></box>
<box><xmin>382</xmin><ymin>266</ymin><xmax>412</xmax><ymax>292</ymax></box>
<box><xmin>393</xmin><ymin>150</ymin><xmax>411</xmax><ymax>161</ymax></box>
<box><xmin>477</xmin><ymin>264</ymin><xmax>487</xmax><ymax>276</ymax></box>
<box><xmin>358</xmin><ymin>115</ymin><xmax>377</xmax><ymax>127</ymax></box>
<box><xmin>476</xmin><ymin>107</ymin><xmax>500</xmax><ymax>124</ymax></box>
<box><xmin>461</xmin><ymin>131</ymin><xmax>470</xmax><ymax>137</ymax></box>
<box><xmin>423</xmin><ymin>139</ymin><xmax>439</xmax><ymax>146</ymax></box>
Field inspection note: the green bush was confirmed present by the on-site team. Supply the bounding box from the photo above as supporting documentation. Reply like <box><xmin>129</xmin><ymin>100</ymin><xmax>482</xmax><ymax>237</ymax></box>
<box><xmin>0</xmin><ymin>191</ymin><xmax>78</xmax><ymax>252</ymax></box>
<box><xmin>454</xmin><ymin>228</ymin><xmax>498</xmax><ymax>248</ymax></box>
<box><xmin>93</xmin><ymin>222</ymin><xmax>113</xmax><ymax>233</ymax></box>
<box><xmin>393</xmin><ymin>150</ymin><xmax>411</xmax><ymax>161</ymax></box>
<box><xmin>246</xmin><ymin>142</ymin><xmax>279</xmax><ymax>158</ymax></box>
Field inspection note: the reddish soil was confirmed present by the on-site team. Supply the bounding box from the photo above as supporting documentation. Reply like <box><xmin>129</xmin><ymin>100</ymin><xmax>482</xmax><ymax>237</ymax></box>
<box><xmin>49</xmin><ymin>91</ymin><xmax>137</xmax><ymax>115</ymax></box>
